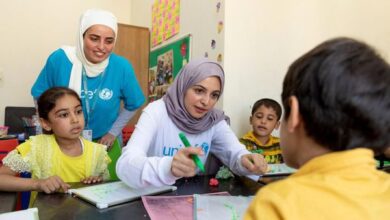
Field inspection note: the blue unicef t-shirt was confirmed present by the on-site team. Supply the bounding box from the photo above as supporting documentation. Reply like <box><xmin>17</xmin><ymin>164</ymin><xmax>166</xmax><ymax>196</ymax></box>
<box><xmin>31</xmin><ymin>49</ymin><xmax>145</xmax><ymax>139</ymax></box>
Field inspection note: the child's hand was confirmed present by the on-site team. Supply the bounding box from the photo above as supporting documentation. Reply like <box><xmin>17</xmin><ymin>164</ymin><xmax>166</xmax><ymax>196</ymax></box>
<box><xmin>81</xmin><ymin>176</ymin><xmax>103</xmax><ymax>184</ymax></box>
<box><xmin>98</xmin><ymin>133</ymin><xmax>116</xmax><ymax>150</ymax></box>
<box><xmin>241</xmin><ymin>153</ymin><xmax>268</xmax><ymax>175</ymax></box>
<box><xmin>171</xmin><ymin>147</ymin><xmax>204</xmax><ymax>178</ymax></box>
<box><xmin>35</xmin><ymin>176</ymin><xmax>70</xmax><ymax>194</ymax></box>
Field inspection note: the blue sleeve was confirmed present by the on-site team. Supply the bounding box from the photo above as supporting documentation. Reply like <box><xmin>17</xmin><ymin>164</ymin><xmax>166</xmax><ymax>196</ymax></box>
<box><xmin>121</xmin><ymin>59</ymin><xmax>145</xmax><ymax>111</ymax></box>
<box><xmin>31</xmin><ymin>49</ymin><xmax>72</xmax><ymax>99</ymax></box>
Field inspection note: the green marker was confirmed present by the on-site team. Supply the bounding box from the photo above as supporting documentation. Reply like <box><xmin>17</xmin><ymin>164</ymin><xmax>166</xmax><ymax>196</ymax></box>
<box><xmin>178</xmin><ymin>132</ymin><xmax>206</xmax><ymax>173</ymax></box>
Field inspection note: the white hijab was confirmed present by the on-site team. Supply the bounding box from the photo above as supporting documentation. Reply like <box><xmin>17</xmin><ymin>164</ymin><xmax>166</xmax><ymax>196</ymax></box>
<box><xmin>62</xmin><ymin>9</ymin><xmax>118</xmax><ymax>95</ymax></box>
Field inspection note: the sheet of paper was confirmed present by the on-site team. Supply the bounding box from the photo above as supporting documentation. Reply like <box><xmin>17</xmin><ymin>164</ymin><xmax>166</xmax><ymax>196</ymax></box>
<box><xmin>142</xmin><ymin>192</ymin><xmax>229</xmax><ymax>220</ymax></box>
<box><xmin>194</xmin><ymin>195</ymin><xmax>253</xmax><ymax>220</ymax></box>
<box><xmin>0</xmin><ymin>208</ymin><xmax>39</xmax><ymax>220</ymax></box>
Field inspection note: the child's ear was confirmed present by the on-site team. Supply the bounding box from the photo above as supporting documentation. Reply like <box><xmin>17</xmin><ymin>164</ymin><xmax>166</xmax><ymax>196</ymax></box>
<box><xmin>274</xmin><ymin>121</ymin><xmax>281</xmax><ymax>130</ymax></box>
<box><xmin>39</xmin><ymin>118</ymin><xmax>52</xmax><ymax>132</ymax></box>
<box><xmin>249</xmin><ymin>116</ymin><xmax>253</xmax><ymax>125</ymax></box>
<box><xmin>286</xmin><ymin>96</ymin><xmax>301</xmax><ymax>132</ymax></box>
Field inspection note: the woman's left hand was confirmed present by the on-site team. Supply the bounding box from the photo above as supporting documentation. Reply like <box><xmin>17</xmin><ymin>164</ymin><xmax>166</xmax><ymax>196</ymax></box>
<box><xmin>241</xmin><ymin>154</ymin><xmax>268</xmax><ymax>175</ymax></box>
<box><xmin>81</xmin><ymin>176</ymin><xmax>103</xmax><ymax>184</ymax></box>
<box><xmin>98</xmin><ymin>133</ymin><xmax>116</xmax><ymax>150</ymax></box>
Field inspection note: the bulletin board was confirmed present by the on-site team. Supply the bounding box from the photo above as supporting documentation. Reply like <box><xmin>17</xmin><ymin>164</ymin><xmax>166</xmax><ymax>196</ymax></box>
<box><xmin>148</xmin><ymin>34</ymin><xmax>191</xmax><ymax>101</ymax></box>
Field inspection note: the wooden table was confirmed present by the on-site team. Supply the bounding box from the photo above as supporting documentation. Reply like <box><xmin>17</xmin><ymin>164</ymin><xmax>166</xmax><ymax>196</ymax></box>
<box><xmin>0</xmin><ymin>192</ymin><xmax>17</xmax><ymax>214</ymax></box>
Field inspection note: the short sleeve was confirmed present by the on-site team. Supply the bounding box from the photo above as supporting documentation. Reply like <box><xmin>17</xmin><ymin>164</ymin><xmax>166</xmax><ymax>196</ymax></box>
<box><xmin>31</xmin><ymin>51</ymin><xmax>57</xmax><ymax>98</ymax></box>
<box><xmin>120</xmin><ymin>59</ymin><xmax>145</xmax><ymax>111</ymax></box>
<box><xmin>2</xmin><ymin>150</ymin><xmax>31</xmax><ymax>173</ymax></box>
<box><xmin>31</xmin><ymin>49</ymin><xmax>72</xmax><ymax>99</ymax></box>
<box><xmin>93</xmin><ymin>145</ymin><xmax>111</xmax><ymax>180</ymax></box>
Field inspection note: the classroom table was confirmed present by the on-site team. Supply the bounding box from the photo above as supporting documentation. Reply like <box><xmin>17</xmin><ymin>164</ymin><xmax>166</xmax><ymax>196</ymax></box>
<box><xmin>33</xmin><ymin>175</ymin><xmax>263</xmax><ymax>220</ymax></box>
<box><xmin>0</xmin><ymin>192</ymin><xmax>17</xmax><ymax>214</ymax></box>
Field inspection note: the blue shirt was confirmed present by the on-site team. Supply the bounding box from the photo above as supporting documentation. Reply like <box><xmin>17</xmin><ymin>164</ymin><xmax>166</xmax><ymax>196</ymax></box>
<box><xmin>31</xmin><ymin>49</ymin><xmax>145</xmax><ymax>139</ymax></box>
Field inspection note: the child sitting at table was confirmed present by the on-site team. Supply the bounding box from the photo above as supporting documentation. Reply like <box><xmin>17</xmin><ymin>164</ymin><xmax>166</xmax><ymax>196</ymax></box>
<box><xmin>244</xmin><ymin>37</ymin><xmax>390</xmax><ymax>220</ymax></box>
<box><xmin>240</xmin><ymin>98</ymin><xmax>283</xmax><ymax>164</ymax></box>
<box><xmin>0</xmin><ymin>87</ymin><xmax>110</xmax><ymax>197</ymax></box>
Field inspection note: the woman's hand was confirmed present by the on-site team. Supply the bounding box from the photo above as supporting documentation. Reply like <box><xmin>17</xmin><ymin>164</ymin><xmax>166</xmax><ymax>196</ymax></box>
<box><xmin>34</xmin><ymin>176</ymin><xmax>70</xmax><ymax>194</ymax></box>
<box><xmin>81</xmin><ymin>176</ymin><xmax>103</xmax><ymax>184</ymax></box>
<box><xmin>241</xmin><ymin>153</ymin><xmax>268</xmax><ymax>175</ymax></box>
<box><xmin>171</xmin><ymin>147</ymin><xmax>204</xmax><ymax>178</ymax></box>
<box><xmin>98</xmin><ymin>133</ymin><xmax>116</xmax><ymax>150</ymax></box>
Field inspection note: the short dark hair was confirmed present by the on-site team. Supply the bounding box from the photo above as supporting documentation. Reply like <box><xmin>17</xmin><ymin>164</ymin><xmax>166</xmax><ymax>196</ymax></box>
<box><xmin>37</xmin><ymin>87</ymin><xmax>81</xmax><ymax>120</ymax></box>
<box><xmin>252</xmin><ymin>98</ymin><xmax>282</xmax><ymax>120</ymax></box>
<box><xmin>281</xmin><ymin>37</ymin><xmax>390</xmax><ymax>152</ymax></box>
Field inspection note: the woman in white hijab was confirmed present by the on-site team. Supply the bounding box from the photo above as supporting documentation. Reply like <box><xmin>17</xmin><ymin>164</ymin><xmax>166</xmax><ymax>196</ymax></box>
<box><xmin>31</xmin><ymin>9</ymin><xmax>145</xmax><ymax>147</ymax></box>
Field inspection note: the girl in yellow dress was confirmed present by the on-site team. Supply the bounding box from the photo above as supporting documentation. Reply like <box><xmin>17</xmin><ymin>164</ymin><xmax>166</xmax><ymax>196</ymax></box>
<box><xmin>0</xmin><ymin>87</ymin><xmax>110</xmax><ymax>199</ymax></box>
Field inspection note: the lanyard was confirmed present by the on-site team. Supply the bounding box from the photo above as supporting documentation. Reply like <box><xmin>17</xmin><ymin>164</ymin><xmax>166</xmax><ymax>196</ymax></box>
<box><xmin>82</xmin><ymin>67</ymin><xmax>106</xmax><ymax>128</ymax></box>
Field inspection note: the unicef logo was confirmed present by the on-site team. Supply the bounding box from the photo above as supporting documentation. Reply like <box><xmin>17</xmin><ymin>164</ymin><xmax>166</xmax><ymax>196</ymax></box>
<box><xmin>99</xmin><ymin>88</ymin><xmax>113</xmax><ymax>100</ymax></box>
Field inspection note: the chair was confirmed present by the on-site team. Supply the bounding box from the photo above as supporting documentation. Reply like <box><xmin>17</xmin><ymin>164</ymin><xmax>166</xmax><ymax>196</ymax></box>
<box><xmin>0</xmin><ymin>138</ymin><xmax>30</xmax><ymax>210</ymax></box>
<box><xmin>0</xmin><ymin>138</ymin><xmax>19</xmax><ymax>164</ymax></box>
<box><xmin>122</xmin><ymin>125</ymin><xmax>135</xmax><ymax>146</ymax></box>
<box><xmin>4</xmin><ymin>106</ymin><xmax>36</xmax><ymax>134</ymax></box>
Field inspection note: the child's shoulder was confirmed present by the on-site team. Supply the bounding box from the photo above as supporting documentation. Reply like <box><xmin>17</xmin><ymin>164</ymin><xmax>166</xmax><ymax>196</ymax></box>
<box><xmin>81</xmin><ymin>138</ymin><xmax>107</xmax><ymax>151</ymax></box>
<box><xmin>17</xmin><ymin>134</ymin><xmax>53</xmax><ymax>152</ymax></box>
<box><xmin>270</xmin><ymin>135</ymin><xmax>280</xmax><ymax>143</ymax></box>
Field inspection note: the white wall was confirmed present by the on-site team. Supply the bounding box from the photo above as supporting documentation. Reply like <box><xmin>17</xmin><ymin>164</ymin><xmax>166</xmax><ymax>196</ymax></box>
<box><xmin>2</xmin><ymin>0</ymin><xmax>390</xmax><ymax>138</ymax></box>
<box><xmin>0</xmin><ymin>0</ymin><xmax>132</xmax><ymax>125</ymax></box>
<box><xmin>130</xmin><ymin>0</ymin><xmax>390</xmax><ymax>137</ymax></box>
<box><xmin>224</xmin><ymin>0</ymin><xmax>390</xmax><ymax>136</ymax></box>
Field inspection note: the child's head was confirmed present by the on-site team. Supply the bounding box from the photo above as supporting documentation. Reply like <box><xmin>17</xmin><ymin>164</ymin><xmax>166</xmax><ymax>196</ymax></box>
<box><xmin>37</xmin><ymin>87</ymin><xmax>84</xmax><ymax>138</ymax></box>
<box><xmin>281</xmin><ymin>37</ymin><xmax>390</xmax><ymax>156</ymax></box>
<box><xmin>250</xmin><ymin>98</ymin><xmax>282</xmax><ymax>139</ymax></box>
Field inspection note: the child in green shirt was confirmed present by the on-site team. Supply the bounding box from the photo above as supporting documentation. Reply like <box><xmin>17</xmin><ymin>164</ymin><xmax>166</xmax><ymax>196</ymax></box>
<box><xmin>240</xmin><ymin>98</ymin><xmax>283</xmax><ymax>164</ymax></box>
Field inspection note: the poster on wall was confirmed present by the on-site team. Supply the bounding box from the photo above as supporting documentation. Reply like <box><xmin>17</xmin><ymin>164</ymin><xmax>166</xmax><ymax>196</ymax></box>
<box><xmin>148</xmin><ymin>34</ymin><xmax>191</xmax><ymax>101</ymax></box>
<box><xmin>151</xmin><ymin>0</ymin><xmax>180</xmax><ymax>47</ymax></box>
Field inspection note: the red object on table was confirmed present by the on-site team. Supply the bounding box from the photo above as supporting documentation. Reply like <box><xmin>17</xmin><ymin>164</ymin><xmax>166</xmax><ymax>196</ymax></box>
<box><xmin>209</xmin><ymin>178</ymin><xmax>219</xmax><ymax>186</ymax></box>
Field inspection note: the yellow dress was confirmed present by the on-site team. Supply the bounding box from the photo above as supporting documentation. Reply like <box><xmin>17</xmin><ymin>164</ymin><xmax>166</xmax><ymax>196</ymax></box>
<box><xmin>3</xmin><ymin>134</ymin><xmax>111</xmax><ymax>206</ymax></box>
<box><xmin>3</xmin><ymin>134</ymin><xmax>110</xmax><ymax>181</ymax></box>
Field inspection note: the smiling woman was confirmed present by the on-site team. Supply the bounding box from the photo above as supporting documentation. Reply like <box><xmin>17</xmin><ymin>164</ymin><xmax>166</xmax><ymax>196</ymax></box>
<box><xmin>83</xmin><ymin>25</ymin><xmax>115</xmax><ymax>64</ymax></box>
<box><xmin>31</xmin><ymin>9</ymin><xmax>145</xmax><ymax>148</ymax></box>
<box><xmin>116</xmin><ymin>58</ymin><xmax>268</xmax><ymax>189</ymax></box>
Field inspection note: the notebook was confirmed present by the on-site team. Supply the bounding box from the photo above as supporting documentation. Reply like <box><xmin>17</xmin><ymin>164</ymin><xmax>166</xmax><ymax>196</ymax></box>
<box><xmin>247</xmin><ymin>163</ymin><xmax>296</xmax><ymax>181</ymax></box>
<box><xmin>68</xmin><ymin>181</ymin><xmax>177</xmax><ymax>209</ymax></box>
<box><xmin>0</xmin><ymin>208</ymin><xmax>39</xmax><ymax>220</ymax></box>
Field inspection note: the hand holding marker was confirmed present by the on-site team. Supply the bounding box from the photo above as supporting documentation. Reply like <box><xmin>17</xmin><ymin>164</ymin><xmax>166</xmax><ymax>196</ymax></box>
<box><xmin>178</xmin><ymin>132</ymin><xmax>206</xmax><ymax>173</ymax></box>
